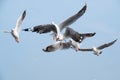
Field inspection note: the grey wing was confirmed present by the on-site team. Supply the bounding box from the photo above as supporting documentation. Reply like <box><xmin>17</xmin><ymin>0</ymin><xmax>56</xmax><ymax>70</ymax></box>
<box><xmin>64</xmin><ymin>27</ymin><xmax>76</xmax><ymax>37</ymax></box>
<box><xmin>79</xmin><ymin>48</ymin><xmax>93</xmax><ymax>51</ymax></box>
<box><xmin>80</xmin><ymin>32</ymin><xmax>96</xmax><ymax>37</ymax></box>
<box><xmin>58</xmin><ymin>4</ymin><xmax>87</xmax><ymax>31</ymax></box>
<box><xmin>32</xmin><ymin>24</ymin><xmax>56</xmax><ymax>34</ymax></box>
<box><xmin>97</xmin><ymin>39</ymin><xmax>117</xmax><ymax>50</ymax></box>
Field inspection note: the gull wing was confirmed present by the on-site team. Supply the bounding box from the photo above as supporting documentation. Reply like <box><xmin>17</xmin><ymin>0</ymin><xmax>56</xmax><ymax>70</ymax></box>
<box><xmin>32</xmin><ymin>24</ymin><xmax>57</xmax><ymax>34</ymax></box>
<box><xmin>59</xmin><ymin>4</ymin><xmax>87</xmax><ymax>31</ymax></box>
<box><xmin>79</xmin><ymin>39</ymin><xmax>117</xmax><ymax>52</ymax></box>
<box><xmin>97</xmin><ymin>39</ymin><xmax>117</xmax><ymax>50</ymax></box>
<box><xmin>14</xmin><ymin>10</ymin><xmax>26</xmax><ymax>33</ymax></box>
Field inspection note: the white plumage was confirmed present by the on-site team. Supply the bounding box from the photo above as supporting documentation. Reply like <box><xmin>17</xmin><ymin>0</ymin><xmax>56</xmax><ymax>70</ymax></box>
<box><xmin>4</xmin><ymin>10</ymin><xmax>26</xmax><ymax>43</ymax></box>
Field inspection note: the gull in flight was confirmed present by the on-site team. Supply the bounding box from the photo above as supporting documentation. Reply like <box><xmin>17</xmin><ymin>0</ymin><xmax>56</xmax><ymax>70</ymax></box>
<box><xmin>56</xmin><ymin>27</ymin><xmax>96</xmax><ymax>43</ymax></box>
<box><xmin>79</xmin><ymin>39</ymin><xmax>117</xmax><ymax>56</ymax></box>
<box><xmin>22</xmin><ymin>4</ymin><xmax>87</xmax><ymax>41</ymax></box>
<box><xmin>4</xmin><ymin>10</ymin><xmax>26</xmax><ymax>43</ymax></box>
<box><xmin>42</xmin><ymin>39</ymin><xmax>117</xmax><ymax>55</ymax></box>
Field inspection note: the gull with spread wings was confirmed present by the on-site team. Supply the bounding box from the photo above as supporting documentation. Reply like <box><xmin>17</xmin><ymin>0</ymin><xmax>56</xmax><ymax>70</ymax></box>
<box><xmin>57</xmin><ymin>27</ymin><xmax>96</xmax><ymax>43</ymax></box>
<box><xmin>79</xmin><ymin>39</ymin><xmax>117</xmax><ymax>56</ymax></box>
<box><xmin>4</xmin><ymin>10</ymin><xmax>26</xmax><ymax>43</ymax></box>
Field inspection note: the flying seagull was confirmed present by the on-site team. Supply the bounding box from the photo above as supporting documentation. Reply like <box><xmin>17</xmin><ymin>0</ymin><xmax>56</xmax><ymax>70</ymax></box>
<box><xmin>4</xmin><ymin>10</ymin><xmax>26</xmax><ymax>43</ymax></box>
<box><xmin>42</xmin><ymin>39</ymin><xmax>117</xmax><ymax>54</ymax></box>
<box><xmin>79</xmin><ymin>39</ymin><xmax>117</xmax><ymax>56</ymax></box>
<box><xmin>42</xmin><ymin>39</ymin><xmax>81</xmax><ymax>52</ymax></box>
<box><xmin>23</xmin><ymin>4</ymin><xmax>87</xmax><ymax>40</ymax></box>
<box><xmin>56</xmin><ymin>27</ymin><xmax>96</xmax><ymax>43</ymax></box>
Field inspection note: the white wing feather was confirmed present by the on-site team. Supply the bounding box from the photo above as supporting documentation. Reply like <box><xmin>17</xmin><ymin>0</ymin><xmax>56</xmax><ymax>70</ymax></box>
<box><xmin>14</xmin><ymin>10</ymin><xmax>26</xmax><ymax>33</ymax></box>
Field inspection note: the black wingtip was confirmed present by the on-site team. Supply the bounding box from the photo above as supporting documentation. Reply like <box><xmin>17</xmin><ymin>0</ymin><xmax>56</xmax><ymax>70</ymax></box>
<box><xmin>23</xmin><ymin>10</ymin><xmax>26</xmax><ymax>13</ymax></box>
<box><xmin>112</xmin><ymin>39</ymin><xmax>118</xmax><ymax>44</ymax></box>
<box><xmin>83</xmin><ymin>32</ymin><xmax>96</xmax><ymax>37</ymax></box>
<box><xmin>93</xmin><ymin>32</ymin><xmax>96</xmax><ymax>36</ymax></box>
<box><xmin>23</xmin><ymin>10</ymin><xmax>26</xmax><ymax>15</ymax></box>
<box><xmin>22</xmin><ymin>28</ymin><xmax>32</xmax><ymax>31</ymax></box>
<box><xmin>22</xmin><ymin>28</ymin><xmax>29</xmax><ymax>31</ymax></box>
<box><xmin>42</xmin><ymin>49</ymin><xmax>49</xmax><ymax>52</ymax></box>
<box><xmin>107</xmin><ymin>39</ymin><xmax>117</xmax><ymax>47</ymax></box>
<box><xmin>83</xmin><ymin>3</ymin><xmax>87</xmax><ymax>10</ymax></box>
<box><xmin>42</xmin><ymin>49</ymin><xmax>46</xmax><ymax>52</ymax></box>
<box><xmin>78</xmin><ymin>3</ymin><xmax>87</xmax><ymax>14</ymax></box>
<box><xmin>22</xmin><ymin>10</ymin><xmax>26</xmax><ymax>20</ymax></box>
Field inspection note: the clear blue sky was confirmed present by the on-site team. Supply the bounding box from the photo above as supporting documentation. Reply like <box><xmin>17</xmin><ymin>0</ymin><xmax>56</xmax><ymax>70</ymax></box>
<box><xmin>0</xmin><ymin>0</ymin><xmax>120</xmax><ymax>80</ymax></box>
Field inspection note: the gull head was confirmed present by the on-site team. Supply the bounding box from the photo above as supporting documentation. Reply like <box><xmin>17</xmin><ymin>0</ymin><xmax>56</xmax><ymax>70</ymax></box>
<box><xmin>51</xmin><ymin>21</ymin><xmax>64</xmax><ymax>41</ymax></box>
<box><xmin>56</xmin><ymin>34</ymin><xmax>64</xmax><ymax>41</ymax></box>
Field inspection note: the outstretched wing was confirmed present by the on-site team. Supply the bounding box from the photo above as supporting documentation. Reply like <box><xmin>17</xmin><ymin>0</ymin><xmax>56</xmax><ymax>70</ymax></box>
<box><xmin>59</xmin><ymin>4</ymin><xmax>87</xmax><ymax>31</ymax></box>
<box><xmin>79</xmin><ymin>39</ymin><xmax>117</xmax><ymax>51</ymax></box>
<box><xmin>15</xmin><ymin>10</ymin><xmax>26</xmax><ymax>33</ymax></box>
<box><xmin>97</xmin><ymin>39</ymin><xmax>117</xmax><ymax>50</ymax></box>
<box><xmin>31</xmin><ymin>24</ymin><xmax>56</xmax><ymax>34</ymax></box>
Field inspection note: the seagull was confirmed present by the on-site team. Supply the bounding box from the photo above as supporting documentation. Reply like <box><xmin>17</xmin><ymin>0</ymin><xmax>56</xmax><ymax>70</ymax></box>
<box><xmin>56</xmin><ymin>27</ymin><xmax>96</xmax><ymax>43</ymax></box>
<box><xmin>42</xmin><ymin>39</ymin><xmax>80</xmax><ymax>52</ymax></box>
<box><xmin>42</xmin><ymin>39</ymin><xmax>117</xmax><ymax>53</ymax></box>
<box><xmin>22</xmin><ymin>4</ymin><xmax>87</xmax><ymax>40</ymax></box>
<box><xmin>4</xmin><ymin>10</ymin><xmax>26</xmax><ymax>43</ymax></box>
<box><xmin>79</xmin><ymin>39</ymin><xmax>117</xmax><ymax>56</ymax></box>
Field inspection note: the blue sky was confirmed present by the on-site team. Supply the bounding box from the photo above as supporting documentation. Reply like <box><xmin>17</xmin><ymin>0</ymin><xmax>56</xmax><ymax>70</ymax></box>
<box><xmin>0</xmin><ymin>0</ymin><xmax>120</xmax><ymax>80</ymax></box>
